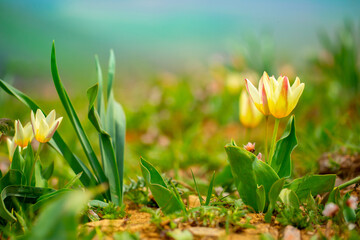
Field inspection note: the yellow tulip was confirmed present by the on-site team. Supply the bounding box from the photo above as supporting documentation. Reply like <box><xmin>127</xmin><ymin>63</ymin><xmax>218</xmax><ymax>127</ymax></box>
<box><xmin>226</xmin><ymin>72</ymin><xmax>242</xmax><ymax>94</ymax></box>
<box><xmin>263</xmin><ymin>75</ymin><xmax>305</xmax><ymax>118</ymax></box>
<box><xmin>14</xmin><ymin>120</ymin><xmax>33</xmax><ymax>148</ymax></box>
<box><xmin>6</xmin><ymin>137</ymin><xmax>17</xmax><ymax>161</ymax></box>
<box><xmin>239</xmin><ymin>90</ymin><xmax>263</xmax><ymax>128</ymax></box>
<box><xmin>244</xmin><ymin>72</ymin><xmax>271</xmax><ymax>116</ymax></box>
<box><xmin>31</xmin><ymin>109</ymin><xmax>63</xmax><ymax>143</ymax></box>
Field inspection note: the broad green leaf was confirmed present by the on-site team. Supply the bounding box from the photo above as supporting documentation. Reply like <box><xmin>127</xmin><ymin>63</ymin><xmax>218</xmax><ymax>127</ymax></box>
<box><xmin>22</xmin><ymin>190</ymin><xmax>93</xmax><ymax>240</ymax></box>
<box><xmin>51</xmin><ymin>42</ymin><xmax>107</xmax><ymax>188</ymax></box>
<box><xmin>270</xmin><ymin>115</ymin><xmax>297</xmax><ymax>178</ymax></box>
<box><xmin>35</xmin><ymin>161</ymin><xmax>47</xmax><ymax>188</ymax></box>
<box><xmin>87</xmin><ymin>85</ymin><xmax>122</xmax><ymax>206</ymax></box>
<box><xmin>285</xmin><ymin>174</ymin><xmax>336</xmax><ymax>200</ymax></box>
<box><xmin>252</xmin><ymin>159</ymin><xmax>280</xmax><ymax>205</ymax></box>
<box><xmin>190</xmin><ymin>169</ymin><xmax>203</xmax><ymax>205</ymax></box>
<box><xmin>256</xmin><ymin>185</ymin><xmax>266</xmax><ymax>213</ymax></box>
<box><xmin>327</xmin><ymin>187</ymin><xmax>340</xmax><ymax>204</ymax></box>
<box><xmin>0</xmin><ymin>79</ymin><xmax>96</xmax><ymax>188</ymax></box>
<box><xmin>0</xmin><ymin>185</ymin><xmax>54</xmax><ymax>222</ymax></box>
<box><xmin>0</xmin><ymin>169</ymin><xmax>23</xmax><ymax>190</ymax></box>
<box><xmin>41</xmin><ymin>161</ymin><xmax>54</xmax><ymax>180</ymax></box>
<box><xmin>140</xmin><ymin>158</ymin><xmax>184</xmax><ymax>215</ymax></box>
<box><xmin>23</xmin><ymin>145</ymin><xmax>35</xmax><ymax>186</ymax></box>
<box><xmin>10</xmin><ymin>147</ymin><xmax>23</xmax><ymax>172</ymax></box>
<box><xmin>279</xmin><ymin>188</ymin><xmax>300</xmax><ymax>209</ymax></box>
<box><xmin>32</xmin><ymin>189</ymin><xmax>73</xmax><ymax>212</ymax></box>
<box><xmin>225</xmin><ymin>144</ymin><xmax>279</xmax><ymax>212</ymax></box>
<box><xmin>205</xmin><ymin>171</ymin><xmax>215</xmax><ymax>206</ymax></box>
<box><xmin>265</xmin><ymin>178</ymin><xmax>285</xmax><ymax>222</ymax></box>
<box><xmin>225</xmin><ymin>144</ymin><xmax>257</xmax><ymax>211</ymax></box>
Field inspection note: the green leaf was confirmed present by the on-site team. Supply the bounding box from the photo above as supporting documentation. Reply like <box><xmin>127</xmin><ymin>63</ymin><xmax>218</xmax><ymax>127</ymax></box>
<box><xmin>190</xmin><ymin>169</ymin><xmax>203</xmax><ymax>205</ymax></box>
<box><xmin>343</xmin><ymin>193</ymin><xmax>356</xmax><ymax>223</ymax></box>
<box><xmin>106</xmin><ymin>49</ymin><xmax>115</xmax><ymax>102</ymax></box>
<box><xmin>224</xmin><ymin>144</ymin><xmax>257</xmax><ymax>211</ymax></box>
<box><xmin>265</xmin><ymin>178</ymin><xmax>285</xmax><ymax>222</ymax></box>
<box><xmin>205</xmin><ymin>171</ymin><xmax>215</xmax><ymax>206</ymax></box>
<box><xmin>256</xmin><ymin>185</ymin><xmax>266</xmax><ymax>213</ymax></box>
<box><xmin>22</xmin><ymin>190</ymin><xmax>93</xmax><ymax>240</ymax></box>
<box><xmin>10</xmin><ymin>147</ymin><xmax>23</xmax><ymax>172</ymax></box>
<box><xmin>23</xmin><ymin>145</ymin><xmax>35</xmax><ymax>186</ymax></box>
<box><xmin>0</xmin><ymin>79</ymin><xmax>96</xmax><ymax>188</ymax></box>
<box><xmin>51</xmin><ymin>42</ymin><xmax>107</xmax><ymax>188</ymax></box>
<box><xmin>270</xmin><ymin>115</ymin><xmax>297</xmax><ymax>178</ymax></box>
<box><xmin>279</xmin><ymin>188</ymin><xmax>300</xmax><ymax>209</ymax></box>
<box><xmin>32</xmin><ymin>189</ymin><xmax>72</xmax><ymax>212</ymax></box>
<box><xmin>64</xmin><ymin>172</ymin><xmax>83</xmax><ymax>189</ymax></box>
<box><xmin>0</xmin><ymin>169</ymin><xmax>23</xmax><ymax>190</ymax></box>
<box><xmin>35</xmin><ymin>161</ymin><xmax>47</xmax><ymax>188</ymax></box>
<box><xmin>0</xmin><ymin>185</ymin><xmax>54</xmax><ymax>222</ymax></box>
<box><xmin>140</xmin><ymin>158</ymin><xmax>184</xmax><ymax>215</ymax></box>
<box><xmin>41</xmin><ymin>161</ymin><xmax>54</xmax><ymax>180</ymax></box>
<box><xmin>87</xmin><ymin>86</ymin><xmax>122</xmax><ymax>206</ymax></box>
<box><xmin>285</xmin><ymin>174</ymin><xmax>336</xmax><ymax>200</ymax></box>
<box><xmin>225</xmin><ymin>144</ymin><xmax>279</xmax><ymax>212</ymax></box>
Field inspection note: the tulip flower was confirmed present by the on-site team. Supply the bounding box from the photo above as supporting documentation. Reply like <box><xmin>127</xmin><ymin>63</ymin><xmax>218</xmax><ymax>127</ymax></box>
<box><xmin>6</xmin><ymin>137</ymin><xmax>17</xmax><ymax>161</ymax></box>
<box><xmin>31</xmin><ymin>109</ymin><xmax>63</xmax><ymax>143</ymax></box>
<box><xmin>244</xmin><ymin>72</ymin><xmax>271</xmax><ymax>116</ymax></box>
<box><xmin>263</xmin><ymin>75</ymin><xmax>305</xmax><ymax>119</ymax></box>
<box><xmin>226</xmin><ymin>72</ymin><xmax>242</xmax><ymax>94</ymax></box>
<box><xmin>239</xmin><ymin>90</ymin><xmax>263</xmax><ymax>128</ymax></box>
<box><xmin>14</xmin><ymin>120</ymin><xmax>33</xmax><ymax>148</ymax></box>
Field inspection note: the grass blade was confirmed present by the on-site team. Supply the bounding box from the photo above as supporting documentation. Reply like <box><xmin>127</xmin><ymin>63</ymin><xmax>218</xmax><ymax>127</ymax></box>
<box><xmin>51</xmin><ymin>41</ymin><xmax>107</xmax><ymax>187</ymax></box>
<box><xmin>190</xmin><ymin>169</ymin><xmax>203</xmax><ymax>205</ymax></box>
<box><xmin>205</xmin><ymin>171</ymin><xmax>215</xmax><ymax>206</ymax></box>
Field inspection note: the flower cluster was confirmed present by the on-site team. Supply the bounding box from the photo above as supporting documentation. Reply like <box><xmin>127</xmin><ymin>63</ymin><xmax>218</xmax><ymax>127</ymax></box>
<box><xmin>7</xmin><ymin>109</ymin><xmax>62</xmax><ymax>161</ymax></box>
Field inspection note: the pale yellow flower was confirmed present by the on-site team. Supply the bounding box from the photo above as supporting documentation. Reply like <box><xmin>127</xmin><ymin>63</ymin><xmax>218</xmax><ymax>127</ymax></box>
<box><xmin>14</xmin><ymin>120</ymin><xmax>33</xmax><ymax>148</ymax></box>
<box><xmin>6</xmin><ymin>137</ymin><xmax>17</xmax><ymax>161</ymax></box>
<box><xmin>239</xmin><ymin>90</ymin><xmax>263</xmax><ymax>128</ymax></box>
<box><xmin>244</xmin><ymin>72</ymin><xmax>271</xmax><ymax>116</ymax></box>
<box><xmin>31</xmin><ymin>109</ymin><xmax>63</xmax><ymax>143</ymax></box>
<box><xmin>226</xmin><ymin>72</ymin><xmax>242</xmax><ymax>94</ymax></box>
<box><xmin>263</xmin><ymin>75</ymin><xmax>305</xmax><ymax>118</ymax></box>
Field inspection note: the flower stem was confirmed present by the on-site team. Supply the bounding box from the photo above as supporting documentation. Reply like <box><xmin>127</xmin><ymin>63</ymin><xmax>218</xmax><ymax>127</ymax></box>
<box><xmin>265</xmin><ymin>116</ymin><xmax>269</xmax><ymax>163</ymax></box>
<box><xmin>29</xmin><ymin>143</ymin><xmax>42</xmax><ymax>185</ymax></box>
<box><xmin>337</xmin><ymin>176</ymin><xmax>360</xmax><ymax>190</ymax></box>
<box><xmin>268</xmin><ymin>118</ymin><xmax>280</xmax><ymax>165</ymax></box>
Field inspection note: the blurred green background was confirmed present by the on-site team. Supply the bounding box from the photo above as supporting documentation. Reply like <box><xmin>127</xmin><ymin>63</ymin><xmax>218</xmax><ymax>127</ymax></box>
<box><xmin>0</xmin><ymin>0</ymin><xmax>359</xmax><ymax>185</ymax></box>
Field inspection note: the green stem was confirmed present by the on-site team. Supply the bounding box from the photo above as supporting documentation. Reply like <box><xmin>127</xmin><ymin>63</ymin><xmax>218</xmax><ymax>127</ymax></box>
<box><xmin>338</xmin><ymin>176</ymin><xmax>360</xmax><ymax>190</ymax></box>
<box><xmin>264</xmin><ymin>116</ymin><xmax>269</xmax><ymax>163</ymax></box>
<box><xmin>29</xmin><ymin>143</ymin><xmax>42</xmax><ymax>185</ymax></box>
<box><xmin>268</xmin><ymin>118</ymin><xmax>280</xmax><ymax>165</ymax></box>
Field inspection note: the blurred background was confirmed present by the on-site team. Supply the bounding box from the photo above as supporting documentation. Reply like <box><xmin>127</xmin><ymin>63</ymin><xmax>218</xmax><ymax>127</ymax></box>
<box><xmin>0</xmin><ymin>0</ymin><xmax>359</xmax><ymax>185</ymax></box>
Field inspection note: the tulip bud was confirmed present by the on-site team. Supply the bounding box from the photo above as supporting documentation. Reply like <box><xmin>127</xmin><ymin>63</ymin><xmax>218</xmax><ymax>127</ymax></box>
<box><xmin>239</xmin><ymin>90</ymin><xmax>263</xmax><ymax>128</ymax></box>
<box><xmin>14</xmin><ymin>120</ymin><xmax>33</xmax><ymax>148</ymax></box>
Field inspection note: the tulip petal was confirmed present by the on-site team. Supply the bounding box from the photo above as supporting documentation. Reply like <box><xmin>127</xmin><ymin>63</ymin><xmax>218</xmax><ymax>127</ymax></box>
<box><xmin>45</xmin><ymin>117</ymin><xmax>63</xmax><ymax>140</ymax></box>
<box><xmin>36</xmin><ymin>109</ymin><xmax>46</xmax><ymax>124</ymax></box>
<box><xmin>46</xmin><ymin>110</ymin><xmax>56</xmax><ymax>125</ymax></box>
<box><xmin>286</xmin><ymin>82</ymin><xmax>305</xmax><ymax>116</ymax></box>
<box><xmin>31</xmin><ymin>110</ymin><xmax>37</xmax><ymax>134</ymax></box>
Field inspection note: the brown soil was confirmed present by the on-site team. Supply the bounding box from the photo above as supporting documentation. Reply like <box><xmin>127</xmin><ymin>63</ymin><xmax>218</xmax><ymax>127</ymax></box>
<box><xmin>84</xmin><ymin>201</ymin><xmax>329</xmax><ymax>240</ymax></box>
